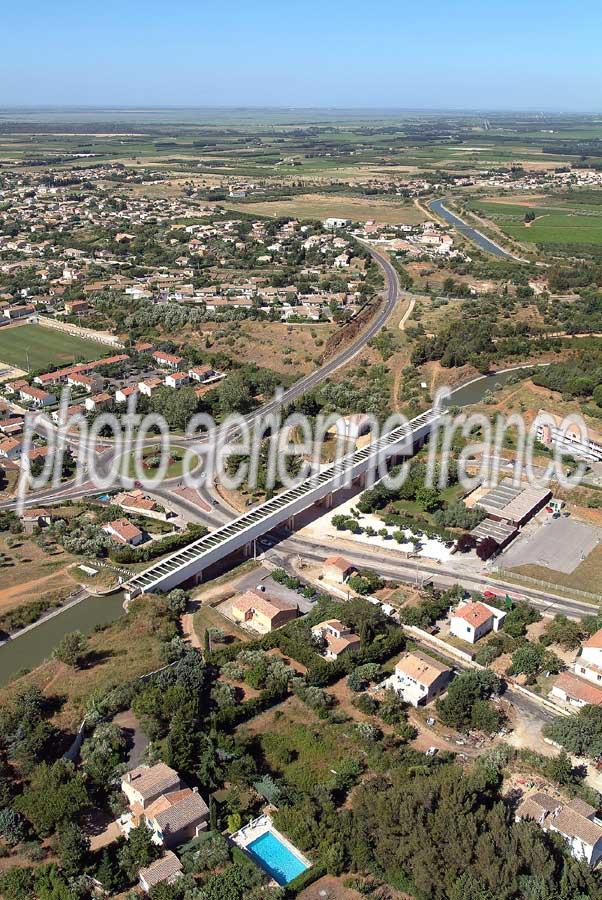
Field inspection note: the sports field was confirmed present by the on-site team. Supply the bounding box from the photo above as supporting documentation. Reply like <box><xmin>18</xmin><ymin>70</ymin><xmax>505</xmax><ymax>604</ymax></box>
<box><xmin>0</xmin><ymin>324</ymin><xmax>110</xmax><ymax>372</ymax></box>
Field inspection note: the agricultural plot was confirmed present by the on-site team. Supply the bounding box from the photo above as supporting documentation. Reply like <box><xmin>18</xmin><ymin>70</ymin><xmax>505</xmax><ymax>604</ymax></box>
<box><xmin>472</xmin><ymin>199</ymin><xmax>602</xmax><ymax>247</ymax></box>
<box><xmin>224</xmin><ymin>193</ymin><xmax>427</xmax><ymax>225</ymax></box>
<box><xmin>0</xmin><ymin>324</ymin><xmax>110</xmax><ymax>372</ymax></box>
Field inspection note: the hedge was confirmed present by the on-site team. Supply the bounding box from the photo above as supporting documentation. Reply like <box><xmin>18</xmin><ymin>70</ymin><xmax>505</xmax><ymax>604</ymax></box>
<box><xmin>285</xmin><ymin>862</ymin><xmax>327</xmax><ymax>896</ymax></box>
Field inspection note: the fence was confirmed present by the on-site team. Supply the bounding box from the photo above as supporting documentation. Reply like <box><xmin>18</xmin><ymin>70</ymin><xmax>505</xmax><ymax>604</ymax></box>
<box><xmin>404</xmin><ymin>624</ymin><xmax>572</xmax><ymax>718</ymax></box>
<box><xmin>35</xmin><ymin>315</ymin><xmax>124</xmax><ymax>348</ymax></box>
<box><xmin>496</xmin><ymin>569</ymin><xmax>602</xmax><ymax>604</ymax></box>
<box><xmin>403</xmin><ymin>624</ymin><xmax>476</xmax><ymax>664</ymax></box>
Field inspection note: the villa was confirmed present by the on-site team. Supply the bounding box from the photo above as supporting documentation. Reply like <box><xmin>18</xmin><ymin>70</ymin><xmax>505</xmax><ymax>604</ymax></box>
<box><xmin>311</xmin><ymin>619</ymin><xmax>361</xmax><ymax>660</ymax></box>
<box><xmin>550</xmin><ymin>628</ymin><xmax>602</xmax><ymax>708</ymax></box>
<box><xmin>144</xmin><ymin>788</ymin><xmax>209</xmax><ymax>847</ymax></box>
<box><xmin>385</xmin><ymin>650</ymin><xmax>452</xmax><ymax>707</ymax></box>
<box><xmin>516</xmin><ymin>791</ymin><xmax>602</xmax><ymax>867</ymax></box>
<box><xmin>121</xmin><ymin>763</ymin><xmax>209</xmax><ymax>849</ymax></box>
<box><xmin>230</xmin><ymin>590</ymin><xmax>298</xmax><ymax>634</ymax></box>
<box><xmin>449</xmin><ymin>600</ymin><xmax>505</xmax><ymax>644</ymax></box>
<box><xmin>322</xmin><ymin>555</ymin><xmax>357</xmax><ymax>584</ymax></box>
<box><xmin>122</xmin><ymin>763</ymin><xmax>182</xmax><ymax>809</ymax></box>
<box><xmin>103</xmin><ymin>517</ymin><xmax>144</xmax><ymax>546</ymax></box>
<box><xmin>139</xmin><ymin>852</ymin><xmax>183</xmax><ymax>893</ymax></box>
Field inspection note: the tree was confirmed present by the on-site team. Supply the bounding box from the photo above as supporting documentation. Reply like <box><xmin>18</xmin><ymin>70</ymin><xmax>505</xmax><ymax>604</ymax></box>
<box><xmin>80</xmin><ymin>722</ymin><xmax>127</xmax><ymax>790</ymax></box>
<box><xmin>470</xmin><ymin>700</ymin><xmax>505</xmax><ymax>735</ymax></box>
<box><xmin>415</xmin><ymin>486</ymin><xmax>442</xmax><ymax>513</ymax></box>
<box><xmin>217</xmin><ymin>374</ymin><xmax>253</xmax><ymax>415</ymax></box>
<box><xmin>545</xmin><ymin>749</ymin><xmax>574</xmax><ymax>785</ymax></box>
<box><xmin>52</xmin><ymin>631</ymin><xmax>88</xmax><ymax>668</ymax></box>
<box><xmin>476</xmin><ymin>537</ymin><xmax>499</xmax><ymax>561</ymax></box>
<box><xmin>55</xmin><ymin>821</ymin><xmax>90</xmax><ymax>876</ymax></box>
<box><xmin>0</xmin><ymin>808</ymin><xmax>26</xmax><ymax>846</ymax></box>
<box><xmin>541</xmin><ymin>615</ymin><xmax>585</xmax><ymax>650</ymax></box>
<box><xmin>456</xmin><ymin>532</ymin><xmax>477</xmax><ymax>553</ymax></box>
<box><xmin>544</xmin><ymin>705</ymin><xmax>602</xmax><ymax>760</ymax></box>
<box><xmin>0</xmin><ymin>867</ymin><xmax>35</xmax><ymax>900</ymax></box>
<box><xmin>166</xmin><ymin>589</ymin><xmax>188</xmax><ymax>617</ymax></box>
<box><xmin>180</xmin><ymin>830</ymin><xmax>229</xmax><ymax>874</ymax></box>
<box><xmin>437</xmin><ymin>670</ymin><xmax>501</xmax><ymax>732</ymax></box>
<box><xmin>15</xmin><ymin>760</ymin><xmax>89</xmax><ymax>837</ymax></box>
<box><xmin>96</xmin><ymin>848</ymin><xmax>121</xmax><ymax>894</ymax></box>
<box><xmin>227</xmin><ymin>812</ymin><xmax>241</xmax><ymax>833</ymax></box>
<box><xmin>507</xmin><ymin>642</ymin><xmax>561</xmax><ymax>680</ymax></box>
<box><xmin>166</xmin><ymin>708</ymin><xmax>197</xmax><ymax>778</ymax></box>
<box><xmin>118</xmin><ymin>824</ymin><xmax>160</xmax><ymax>882</ymax></box>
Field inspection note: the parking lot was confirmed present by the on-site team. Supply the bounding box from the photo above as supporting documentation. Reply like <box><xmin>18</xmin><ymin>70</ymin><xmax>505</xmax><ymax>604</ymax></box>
<box><xmin>500</xmin><ymin>517</ymin><xmax>602</xmax><ymax>574</ymax></box>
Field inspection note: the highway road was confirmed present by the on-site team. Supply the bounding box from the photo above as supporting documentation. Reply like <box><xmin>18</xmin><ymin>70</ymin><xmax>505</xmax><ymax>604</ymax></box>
<box><xmin>3</xmin><ymin>243</ymin><xmax>403</xmax><ymax>511</ymax></box>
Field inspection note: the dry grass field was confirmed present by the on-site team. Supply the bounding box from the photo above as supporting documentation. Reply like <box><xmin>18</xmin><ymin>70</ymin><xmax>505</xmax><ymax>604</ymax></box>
<box><xmin>223</xmin><ymin>193</ymin><xmax>428</xmax><ymax>224</ymax></box>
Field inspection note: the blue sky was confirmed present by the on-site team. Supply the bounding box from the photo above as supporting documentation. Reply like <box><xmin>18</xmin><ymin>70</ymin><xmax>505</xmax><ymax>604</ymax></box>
<box><xmin>3</xmin><ymin>0</ymin><xmax>602</xmax><ymax>110</ymax></box>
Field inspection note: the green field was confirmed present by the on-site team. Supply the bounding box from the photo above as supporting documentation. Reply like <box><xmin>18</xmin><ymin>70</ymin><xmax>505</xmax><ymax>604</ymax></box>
<box><xmin>472</xmin><ymin>200</ymin><xmax>602</xmax><ymax>247</ymax></box>
<box><xmin>0</xmin><ymin>324</ymin><xmax>109</xmax><ymax>372</ymax></box>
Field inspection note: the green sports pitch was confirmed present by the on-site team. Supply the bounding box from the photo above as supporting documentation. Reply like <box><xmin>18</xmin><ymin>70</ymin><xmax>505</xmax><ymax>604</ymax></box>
<box><xmin>0</xmin><ymin>324</ymin><xmax>111</xmax><ymax>372</ymax></box>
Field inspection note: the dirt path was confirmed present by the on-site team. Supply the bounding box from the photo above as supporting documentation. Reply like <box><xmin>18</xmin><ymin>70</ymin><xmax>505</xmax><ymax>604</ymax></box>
<box><xmin>0</xmin><ymin>567</ymin><xmax>73</xmax><ymax>610</ymax></box>
<box><xmin>181</xmin><ymin>608</ymin><xmax>201</xmax><ymax>648</ymax></box>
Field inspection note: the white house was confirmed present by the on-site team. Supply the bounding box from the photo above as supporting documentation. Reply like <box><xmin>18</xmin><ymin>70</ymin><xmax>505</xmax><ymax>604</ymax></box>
<box><xmin>138</xmin><ymin>377</ymin><xmax>163</xmax><ymax>397</ymax></box>
<box><xmin>115</xmin><ymin>385</ymin><xmax>139</xmax><ymax>404</ymax></box>
<box><xmin>103</xmin><ymin>518</ymin><xmax>144</xmax><ymax>546</ymax></box>
<box><xmin>575</xmin><ymin>629</ymin><xmax>602</xmax><ymax>686</ymax></box>
<box><xmin>152</xmin><ymin>351</ymin><xmax>183</xmax><ymax>370</ymax></box>
<box><xmin>311</xmin><ymin>619</ymin><xmax>360</xmax><ymax>660</ymax></box>
<box><xmin>188</xmin><ymin>365</ymin><xmax>223</xmax><ymax>384</ymax></box>
<box><xmin>516</xmin><ymin>792</ymin><xmax>602</xmax><ymax>867</ymax></box>
<box><xmin>164</xmin><ymin>372</ymin><xmax>190</xmax><ymax>389</ymax></box>
<box><xmin>0</xmin><ymin>437</ymin><xmax>23</xmax><ymax>460</ymax></box>
<box><xmin>121</xmin><ymin>763</ymin><xmax>181</xmax><ymax>810</ymax></box>
<box><xmin>386</xmin><ymin>650</ymin><xmax>452</xmax><ymax>707</ymax></box>
<box><xmin>449</xmin><ymin>600</ymin><xmax>505</xmax><ymax>644</ymax></box>
<box><xmin>19</xmin><ymin>385</ymin><xmax>55</xmax><ymax>408</ymax></box>
<box><xmin>324</xmin><ymin>217</ymin><xmax>349</xmax><ymax>230</ymax></box>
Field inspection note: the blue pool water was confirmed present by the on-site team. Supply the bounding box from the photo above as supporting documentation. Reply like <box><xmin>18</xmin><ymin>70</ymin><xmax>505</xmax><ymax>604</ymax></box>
<box><xmin>247</xmin><ymin>830</ymin><xmax>309</xmax><ymax>885</ymax></box>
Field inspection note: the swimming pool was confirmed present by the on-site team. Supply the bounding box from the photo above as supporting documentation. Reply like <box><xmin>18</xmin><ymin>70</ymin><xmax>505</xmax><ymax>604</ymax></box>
<box><xmin>247</xmin><ymin>829</ymin><xmax>309</xmax><ymax>885</ymax></box>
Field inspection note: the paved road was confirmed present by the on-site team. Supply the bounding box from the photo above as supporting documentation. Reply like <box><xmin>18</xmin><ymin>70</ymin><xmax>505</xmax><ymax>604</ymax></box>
<box><xmin>429</xmin><ymin>198</ymin><xmax>521</xmax><ymax>260</ymax></box>
<box><xmin>269</xmin><ymin>535</ymin><xmax>600</xmax><ymax>619</ymax></box>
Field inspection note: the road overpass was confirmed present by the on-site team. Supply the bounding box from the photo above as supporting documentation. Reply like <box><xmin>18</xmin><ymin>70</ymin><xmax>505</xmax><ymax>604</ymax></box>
<box><xmin>124</xmin><ymin>406</ymin><xmax>442</xmax><ymax>599</ymax></box>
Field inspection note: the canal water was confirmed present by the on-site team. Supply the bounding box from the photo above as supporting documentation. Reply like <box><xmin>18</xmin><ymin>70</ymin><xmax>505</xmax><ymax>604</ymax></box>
<box><xmin>428</xmin><ymin>198</ymin><xmax>514</xmax><ymax>259</ymax></box>
<box><xmin>449</xmin><ymin>367</ymin><xmax>526</xmax><ymax>407</ymax></box>
<box><xmin>0</xmin><ymin>370</ymin><xmax>531</xmax><ymax>686</ymax></box>
<box><xmin>0</xmin><ymin>592</ymin><xmax>125</xmax><ymax>686</ymax></box>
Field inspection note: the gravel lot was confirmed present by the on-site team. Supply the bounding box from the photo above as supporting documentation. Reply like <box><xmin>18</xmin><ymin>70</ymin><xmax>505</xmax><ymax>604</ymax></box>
<box><xmin>500</xmin><ymin>517</ymin><xmax>602</xmax><ymax>574</ymax></box>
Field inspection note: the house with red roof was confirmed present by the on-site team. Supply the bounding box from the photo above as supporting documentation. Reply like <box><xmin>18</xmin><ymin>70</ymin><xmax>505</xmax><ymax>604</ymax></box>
<box><xmin>103</xmin><ymin>518</ymin><xmax>144</xmax><ymax>546</ymax></box>
<box><xmin>449</xmin><ymin>600</ymin><xmax>505</xmax><ymax>644</ymax></box>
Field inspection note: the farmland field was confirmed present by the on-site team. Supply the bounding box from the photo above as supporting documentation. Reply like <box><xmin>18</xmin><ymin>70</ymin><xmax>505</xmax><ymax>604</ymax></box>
<box><xmin>223</xmin><ymin>193</ymin><xmax>428</xmax><ymax>225</ymax></box>
<box><xmin>0</xmin><ymin>324</ymin><xmax>110</xmax><ymax>372</ymax></box>
<box><xmin>471</xmin><ymin>199</ymin><xmax>602</xmax><ymax>247</ymax></box>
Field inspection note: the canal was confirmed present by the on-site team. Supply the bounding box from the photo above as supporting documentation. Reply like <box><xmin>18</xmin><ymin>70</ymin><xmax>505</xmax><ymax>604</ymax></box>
<box><xmin>428</xmin><ymin>198</ymin><xmax>516</xmax><ymax>260</ymax></box>
<box><xmin>0</xmin><ymin>592</ymin><xmax>125</xmax><ymax>686</ymax></box>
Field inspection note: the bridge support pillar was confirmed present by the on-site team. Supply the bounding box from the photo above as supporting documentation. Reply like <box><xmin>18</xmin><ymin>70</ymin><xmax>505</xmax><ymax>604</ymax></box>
<box><xmin>287</xmin><ymin>515</ymin><xmax>296</xmax><ymax>530</ymax></box>
<box><xmin>193</xmin><ymin>570</ymin><xmax>204</xmax><ymax>586</ymax></box>
<box><xmin>325</xmin><ymin>493</ymin><xmax>333</xmax><ymax>510</ymax></box>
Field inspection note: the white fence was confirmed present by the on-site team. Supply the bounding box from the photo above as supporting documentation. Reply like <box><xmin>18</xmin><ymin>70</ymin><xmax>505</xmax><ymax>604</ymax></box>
<box><xmin>35</xmin><ymin>316</ymin><xmax>124</xmax><ymax>349</ymax></box>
